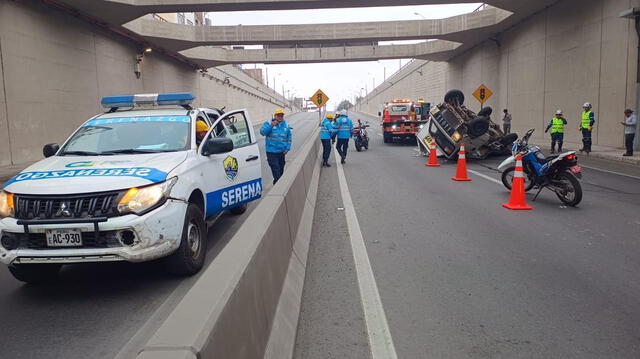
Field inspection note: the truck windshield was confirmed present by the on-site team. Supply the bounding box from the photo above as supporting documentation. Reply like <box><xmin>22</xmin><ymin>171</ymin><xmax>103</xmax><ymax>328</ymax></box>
<box><xmin>59</xmin><ymin>115</ymin><xmax>191</xmax><ymax>156</ymax></box>
<box><xmin>390</xmin><ymin>105</ymin><xmax>409</xmax><ymax>114</ymax></box>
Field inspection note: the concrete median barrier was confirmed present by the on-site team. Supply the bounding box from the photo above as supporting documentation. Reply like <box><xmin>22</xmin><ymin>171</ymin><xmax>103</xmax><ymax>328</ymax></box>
<box><xmin>137</xmin><ymin>127</ymin><xmax>321</xmax><ymax>359</ymax></box>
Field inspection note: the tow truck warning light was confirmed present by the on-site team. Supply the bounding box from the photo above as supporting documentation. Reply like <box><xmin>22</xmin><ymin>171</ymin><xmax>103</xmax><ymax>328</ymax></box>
<box><xmin>101</xmin><ymin>92</ymin><xmax>195</xmax><ymax>109</ymax></box>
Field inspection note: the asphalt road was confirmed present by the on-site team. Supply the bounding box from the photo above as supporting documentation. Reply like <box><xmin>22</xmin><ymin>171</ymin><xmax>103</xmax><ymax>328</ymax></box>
<box><xmin>295</xmin><ymin>112</ymin><xmax>640</xmax><ymax>358</ymax></box>
<box><xmin>0</xmin><ymin>111</ymin><xmax>318</xmax><ymax>359</ymax></box>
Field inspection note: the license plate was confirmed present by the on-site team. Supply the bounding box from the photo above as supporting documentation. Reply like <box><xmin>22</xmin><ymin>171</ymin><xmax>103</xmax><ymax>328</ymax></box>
<box><xmin>46</xmin><ymin>229</ymin><xmax>83</xmax><ymax>247</ymax></box>
<box><xmin>570</xmin><ymin>165</ymin><xmax>582</xmax><ymax>174</ymax></box>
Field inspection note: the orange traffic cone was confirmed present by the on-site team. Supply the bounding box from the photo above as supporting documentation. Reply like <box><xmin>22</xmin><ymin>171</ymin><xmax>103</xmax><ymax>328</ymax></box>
<box><xmin>502</xmin><ymin>154</ymin><xmax>533</xmax><ymax>210</ymax></box>
<box><xmin>452</xmin><ymin>143</ymin><xmax>471</xmax><ymax>181</ymax></box>
<box><xmin>425</xmin><ymin>141</ymin><xmax>441</xmax><ymax>167</ymax></box>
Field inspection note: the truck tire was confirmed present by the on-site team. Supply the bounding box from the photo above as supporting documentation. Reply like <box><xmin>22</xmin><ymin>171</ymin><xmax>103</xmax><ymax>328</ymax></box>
<box><xmin>478</xmin><ymin>106</ymin><xmax>493</xmax><ymax>117</ymax></box>
<box><xmin>166</xmin><ymin>203</ymin><xmax>207</xmax><ymax>276</ymax></box>
<box><xmin>383</xmin><ymin>133</ymin><xmax>392</xmax><ymax>143</ymax></box>
<box><xmin>499</xmin><ymin>133</ymin><xmax>518</xmax><ymax>146</ymax></box>
<box><xmin>468</xmin><ymin>117</ymin><xmax>490</xmax><ymax>137</ymax></box>
<box><xmin>444</xmin><ymin>89</ymin><xmax>465</xmax><ymax>106</ymax></box>
<box><xmin>8</xmin><ymin>263</ymin><xmax>62</xmax><ymax>284</ymax></box>
<box><xmin>229</xmin><ymin>203</ymin><xmax>247</xmax><ymax>215</ymax></box>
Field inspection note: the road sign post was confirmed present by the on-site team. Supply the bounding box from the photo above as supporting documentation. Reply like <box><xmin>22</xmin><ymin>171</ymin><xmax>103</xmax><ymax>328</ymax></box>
<box><xmin>472</xmin><ymin>84</ymin><xmax>493</xmax><ymax>110</ymax></box>
<box><xmin>310</xmin><ymin>89</ymin><xmax>330</xmax><ymax>127</ymax></box>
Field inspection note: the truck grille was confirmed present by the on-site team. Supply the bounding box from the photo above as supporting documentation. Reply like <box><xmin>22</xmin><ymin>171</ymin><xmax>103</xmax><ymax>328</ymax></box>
<box><xmin>14</xmin><ymin>231</ymin><xmax>121</xmax><ymax>249</ymax></box>
<box><xmin>14</xmin><ymin>192</ymin><xmax>122</xmax><ymax>220</ymax></box>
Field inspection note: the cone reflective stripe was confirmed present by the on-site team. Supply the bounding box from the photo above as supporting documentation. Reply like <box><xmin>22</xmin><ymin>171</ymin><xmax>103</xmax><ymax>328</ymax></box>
<box><xmin>426</xmin><ymin>141</ymin><xmax>441</xmax><ymax>167</ymax></box>
<box><xmin>502</xmin><ymin>155</ymin><xmax>532</xmax><ymax>210</ymax></box>
<box><xmin>452</xmin><ymin>143</ymin><xmax>471</xmax><ymax>181</ymax></box>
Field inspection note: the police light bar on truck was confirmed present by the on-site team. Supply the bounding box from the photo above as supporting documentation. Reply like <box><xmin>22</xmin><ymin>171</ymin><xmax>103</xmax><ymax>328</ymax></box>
<box><xmin>101</xmin><ymin>92</ymin><xmax>195</xmax><ymax>112</ymax></box>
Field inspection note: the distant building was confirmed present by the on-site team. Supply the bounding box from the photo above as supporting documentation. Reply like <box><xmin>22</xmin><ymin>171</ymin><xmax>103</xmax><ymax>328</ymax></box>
<box><xmin>243</xmin><ymin>68</ymin><xmax>264</xmax><ymax>84</ymax></box>
<box><xmin>292</xmin><ymin>97</ymin><xmax>304</xmax><ymax>109</ymax></box>
<box><xmin>152</xmin><ymin>12</ymin><xmax>206</xmax><ymax>26</ymax></box>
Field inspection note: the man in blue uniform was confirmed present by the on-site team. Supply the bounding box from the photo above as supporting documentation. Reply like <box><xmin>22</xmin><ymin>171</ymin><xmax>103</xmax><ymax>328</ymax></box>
<box><xmin>320</xmin><ymin>113</ymin><xmax>336</xmax><ymax>167</ymax></box>
<box><xmin>260</xmin><ymin>109</ymin><xmax>292</xmax><ymax>184</ymax></box>
<box><xmin>334</xmin><ymin>110</ymin><xmax>353</xmax><ymax>164</ymax></box>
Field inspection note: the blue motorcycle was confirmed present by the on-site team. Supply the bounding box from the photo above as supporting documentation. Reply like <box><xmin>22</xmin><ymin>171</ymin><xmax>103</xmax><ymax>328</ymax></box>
<box><xmin>498</xmin><ymin>128</ymin><xmax>583</xmax><ymax>206</ymax></box>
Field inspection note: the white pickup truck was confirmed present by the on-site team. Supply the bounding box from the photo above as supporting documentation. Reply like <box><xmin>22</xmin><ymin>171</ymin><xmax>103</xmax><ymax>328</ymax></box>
<box><xmin>0</xmin><ymin>93</ymin><xmax>262</xmax><ymax>283</ymax></box>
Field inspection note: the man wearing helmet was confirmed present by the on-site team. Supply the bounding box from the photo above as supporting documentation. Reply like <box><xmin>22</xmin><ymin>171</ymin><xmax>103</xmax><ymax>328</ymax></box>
<box><xmin>579</xmin><ymin>102</ymin><xmax>595</xmax><ymax>153</ymax></box>
<box><xmin>333</xmin><ymin>109</ymin><xmax>353</xmax><ymax>164</ymax></box>
<box><xmin>260</xmin><ymin>109</ymin><xmax>292</xmax><ymax>184</ymax></box>
<box><xmin>195</xmin><ymin>119</ymin><xmax>209</xmax><ymax>148</ymax></box>
<box><xmin>545</xmin><ymin>110</ymin><xmax>567</xmax><ymax>154</ymax></box>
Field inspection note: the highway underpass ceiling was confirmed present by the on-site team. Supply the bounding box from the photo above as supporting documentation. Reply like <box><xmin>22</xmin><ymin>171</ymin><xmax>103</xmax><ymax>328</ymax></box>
<box><xmin>51</xmin><ymin>0</ymin><xmax>561</xmax><ymax>67</ymax></box>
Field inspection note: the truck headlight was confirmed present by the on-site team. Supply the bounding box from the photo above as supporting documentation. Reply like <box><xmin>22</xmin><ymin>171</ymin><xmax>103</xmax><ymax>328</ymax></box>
<box><xmin>118</xmin><ymin>177</ymin><xmax>177</xmax><ymax>215</ymax></box>
<box><xmin>452</xmin><ymin>131</ymin><xmax>462</xmax><ymax>142</ymax></box>
<box><xmin>391</xmin><ymin>125</ymin><xmax>397</xmax><ymax>130</ymax></box>
<box><xmin>0</xmin><ymin>191</ymin><xmax>14</xmax><ymax>219</ymax></box>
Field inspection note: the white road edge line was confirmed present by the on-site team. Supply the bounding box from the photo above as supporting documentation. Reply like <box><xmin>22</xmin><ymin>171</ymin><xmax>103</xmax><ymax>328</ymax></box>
<box><xmin>467</xmin><ymin>169</ymin><xmax>503</xmax><ymax>186</ymax></box>
<box><xmin>581</xmin><ymin>165</ymin><xmax>640</xmax><ymax>181</ymax></box>
<box><xmin>334</xmin><ymin>147</ymin><xmax>399</xmax><ymax>359</ymax></box>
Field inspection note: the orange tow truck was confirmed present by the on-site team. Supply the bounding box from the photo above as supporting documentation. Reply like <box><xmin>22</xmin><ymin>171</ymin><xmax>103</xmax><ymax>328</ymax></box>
<box><xmin>380</xmin><ymin>98</ymin><xmax>430</xmax><ymax>143</ymax></box>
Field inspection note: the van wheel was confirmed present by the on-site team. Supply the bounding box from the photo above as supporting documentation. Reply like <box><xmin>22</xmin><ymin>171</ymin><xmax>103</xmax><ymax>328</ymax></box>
<box><xmin>166</xmin><ymin>204</ymin><xmax>206</xmax><ymax>276</ymax></box>
<box><xmin>444</xmin><ymin>89</ymin><xmax>465</xmax><ymax>106</ymax></box>
<box><xmin>229</xmin><ymin>203</ymin><xmax>247</xmax><ymax>215</ymax></box>
<box><xmin>8</xmin><ymin>264</ymin><xmax>62</xmax><ymax>284</ymax></box>
<box><xmin>468</xmin><ymin>117</ymin><xmax>490</xmax><ymax>137</ymax></box>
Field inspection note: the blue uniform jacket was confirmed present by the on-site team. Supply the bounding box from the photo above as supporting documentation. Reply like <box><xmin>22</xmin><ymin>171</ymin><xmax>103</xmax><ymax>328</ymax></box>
<box><xmin>260</xmin><ymin>120</ymin><xmax>292</xmax><ymax>153</ymax></box>
<box><xmin>334</xmin><ymin>115</ymin><xmax>353</xmax><ymax>139</ymax></box>
<box><xmin>320</xmin><ymin>118</ymin><xmax>336</xmax><ymax>140</ymax></box>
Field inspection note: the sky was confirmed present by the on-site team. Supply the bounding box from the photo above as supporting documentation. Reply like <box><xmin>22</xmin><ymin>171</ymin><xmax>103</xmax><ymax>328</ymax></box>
<box><xmin>206</xmin><ymin>3</ymin><xmax>482</xmax><ymax>110</ymax></box>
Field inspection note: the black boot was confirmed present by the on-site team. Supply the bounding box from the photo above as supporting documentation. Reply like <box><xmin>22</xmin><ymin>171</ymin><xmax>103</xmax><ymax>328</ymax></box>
<box><xmin>341</xmin><ymin>156</ymin><xmax>346</xmax><ymax>164</ymax></box>
<box><xmin>325</xmin><ymin>162</ymin><xmax>331</xmax><ymax>167</ymax></box>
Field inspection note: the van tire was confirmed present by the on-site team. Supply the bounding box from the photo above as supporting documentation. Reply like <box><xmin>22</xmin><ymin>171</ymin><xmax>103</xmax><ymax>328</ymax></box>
<box><xmin>8</xmin><ymin>263</ymin><xmax>62</xmax><ymax>284</ymax></box>
<box><xmin>166</xmin><ymin>204</ymin><xmax>206</xmax><ymax>276</ymax></box>
<box><xmin>444</xmin><ymin>89</ymin><xmax>465</xmax><ymax>106</ymax></box>
<box><xmin>468</xmin><ymin>117</ymin><xmax>490</xmax><ymax>137</ymax></box>
<box><xmin>229</xmin><ymin>203</ymin><xmax>247</xmax><ymax>215</ymax></box>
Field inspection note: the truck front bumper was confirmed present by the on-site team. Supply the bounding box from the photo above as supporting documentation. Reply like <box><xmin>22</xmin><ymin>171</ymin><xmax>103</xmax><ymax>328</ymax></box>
<box><xmin>0</xmin><ymin>199</ymin><xmax>187</xmax><ymax>265</ymax></box>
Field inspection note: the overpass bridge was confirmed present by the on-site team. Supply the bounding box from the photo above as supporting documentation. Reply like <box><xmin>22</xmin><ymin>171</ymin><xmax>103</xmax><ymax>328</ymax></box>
<box><xmin>1</xmin><ymin>1</ymin><xmax>640</xmax><ymax>359</ymax></box>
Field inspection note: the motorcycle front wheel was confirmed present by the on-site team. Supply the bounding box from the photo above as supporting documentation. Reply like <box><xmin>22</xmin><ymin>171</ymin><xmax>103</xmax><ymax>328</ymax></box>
<box><xmin>501</xmin><ymin>166</ymin><xmax>535</xmax><ymax>192</ymax></box>
<box><xmin>355</xmin><ymin>141</ymin><xmax>362</xmax><ymax>152</ymax></box>
<box><xmin>554</xmin><ymin>171</ymin><xmax>582</xmax><ymax>206</ymax></box>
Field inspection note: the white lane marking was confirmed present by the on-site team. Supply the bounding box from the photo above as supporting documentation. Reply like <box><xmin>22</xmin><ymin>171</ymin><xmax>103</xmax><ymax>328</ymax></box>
<box><xmin>334</xmin><ymin>148</ymin><xmax>399</xmax><ymax>359</ymax></box>
<box><xmin>581</xmin><ymin>165</ymin><xmax>640</xmax><ymax>181</ymax></box>
<box><xmin>377</xmin><ymin>133</ymin><xmax>383</xmax><ymax>137</ymax></box>
<box><xmin>467</xmin><ymin>169</ymin><xmax>503</xmax><ymax>185</ymax></box>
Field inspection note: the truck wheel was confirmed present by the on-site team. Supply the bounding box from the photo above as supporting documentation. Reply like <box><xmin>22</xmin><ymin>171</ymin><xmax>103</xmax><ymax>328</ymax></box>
<box><xmin>468</xmin><ymin>117</ymin><xmax>490</xmax><ymax>137</ymax></box>
<box><xmin>8</xmin><ymin>264</ymin><xmax>62</xmax><ymax>284</ymax></box>
<box><xmin>444</xmin><ymin>89</ymin><xmax>465</xmax><ymax>106</ymax></box>
<box><xmin>229</xmin><ymin>203</ymin><xmax>247</xmax><ymax>215</ymax></box>
<box><xmin>166</xmin><ymin>204</ymin><xmax>207</xmax><ymax>276</ymax></box>
<box><xmin>383</xmin><ymin>133</ymin><xmax>392</xmax><ymax>143</ymax></box>
<box><xmin>478</xmin><ymin>106</ymin><xmax>493</xmax><ymax>117</ymax></box>
<box><xmin>499</xmin><ymin>133</ymin><xmax>518</xmax><ymax>146</ymax></box>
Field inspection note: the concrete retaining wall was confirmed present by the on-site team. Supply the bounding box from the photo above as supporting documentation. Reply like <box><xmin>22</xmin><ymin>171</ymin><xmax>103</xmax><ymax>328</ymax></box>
<box><xmin>0</xmin><ymin>0</ymin><xmax>292</xmax><ymax>167</ymax></box>
<box><xmin>360</xmin><ymin>0</ymin><xmax>640</xmax><ymax>148</ymax></box>
<box><xmin>137</xmin><ymin>128</ymin><xmax>321</xmax><ymax>359</ymax></box>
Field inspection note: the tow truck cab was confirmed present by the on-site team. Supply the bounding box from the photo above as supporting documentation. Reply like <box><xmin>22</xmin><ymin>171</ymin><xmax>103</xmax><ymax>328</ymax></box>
<box><xmin>380</xmin><ymin>99</ymin><xmax>430</xmax><ymax>143</ymax></box>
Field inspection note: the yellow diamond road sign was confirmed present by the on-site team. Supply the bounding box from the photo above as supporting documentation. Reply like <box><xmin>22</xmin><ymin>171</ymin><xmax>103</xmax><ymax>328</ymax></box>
<box><xmin>310</xmin><ymin>89</ymin><xmax>329</xmax><ymax>108</ymax></box>
<box><xmin>473</xmin><ymin>84</ymin><xmax>493</xmax><ymax>105</ymax></box>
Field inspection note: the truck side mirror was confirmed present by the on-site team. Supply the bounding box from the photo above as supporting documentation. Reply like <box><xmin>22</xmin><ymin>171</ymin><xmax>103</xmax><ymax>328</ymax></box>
<box><xmin>43</xmin><ymin>143</ymin><xmax>59</xmax><ymax>158</ymax></box>
<box><xmin>202</xmin><ymin>137</ymin><xmax>233</xmax><ymax>156</ymax></box>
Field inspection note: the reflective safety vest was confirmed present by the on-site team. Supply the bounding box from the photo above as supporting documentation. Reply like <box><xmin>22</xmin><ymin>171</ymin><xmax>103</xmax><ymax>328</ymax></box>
<box><xmin>260</xmin><ymin>120</ymin><xmax>292</xmax><ymax>153</ymax></box>
<box><xmin>320</xmin><ymin>118</ymin><xmax>335</xmax><ymax>140</ymax></box>
<box><xmin>551</xmin><ymin>117</ymin><xmax>565</xmax><ymax>134</ymax></box>
<box><xmin>581</xmin><ymin>111</ymin><xmax>593</xmax><ymax>129</ymax></box>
